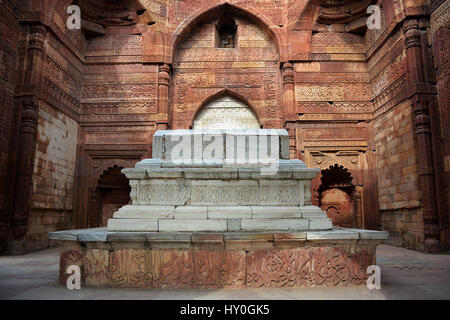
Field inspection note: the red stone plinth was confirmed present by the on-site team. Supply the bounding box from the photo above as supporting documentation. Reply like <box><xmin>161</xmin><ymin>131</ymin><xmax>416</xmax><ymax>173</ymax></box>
<box><xmin>54</xmin><ymin>229</ymin><xmax>386</xmax><ymax>288</ymax></box>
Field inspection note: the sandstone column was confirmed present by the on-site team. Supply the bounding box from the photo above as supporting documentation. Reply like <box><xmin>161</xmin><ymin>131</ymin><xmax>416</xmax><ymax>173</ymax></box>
<box><xmin>403</xmin><ymin>18</ymin><xmax>445</xmax><ymax>251</ymax></box>
<box><xmin>282</xmin><ymin>61</ymin><xmax>297</xmax><ymax>159</ymax></box>
<box><xmin>12</xmin><ymin>24</ymin><xmax>47</xmax><ymax>240</ymax></box>
<box><xmin>157</xmin><ymin>63</ymin><xmax>171</xmax><ymax>130</ymax></box>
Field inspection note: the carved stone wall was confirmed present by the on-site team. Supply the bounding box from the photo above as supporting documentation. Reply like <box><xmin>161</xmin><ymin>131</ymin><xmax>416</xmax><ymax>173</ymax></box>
<box><xmin>59</xmin><ymin>241</ymin><xmax>376</xmax><ymax>288</ymax></box>
<box><xmin>172</xmin><ymin>13</ymin><xmax>282</xmax><ymax>129</ymax></box>
<box><xmin>0</xmin><ymin>0</ymin><xmax>448</xmax><ymax>253</ymax></box>
<box><xmin>23</xmin><ymin>102</ymin><xmax>79</xmax><ymax>251</ymax></box>
<box><xmin>0</xmin><ymin>0</ymin><xmax>20</xmax><ymax>251</ymax></box>
<box><xmin>430</xmin><ymin>0</ymin><xmax>450</xmax><ymax>238</ymax></box>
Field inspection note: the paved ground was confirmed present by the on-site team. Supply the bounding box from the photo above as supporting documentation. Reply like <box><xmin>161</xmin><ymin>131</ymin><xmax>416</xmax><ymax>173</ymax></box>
<box><xmin>0</xmin><ymin>244</ymin><xmax>449</xmax><ymax>300</ymax></box>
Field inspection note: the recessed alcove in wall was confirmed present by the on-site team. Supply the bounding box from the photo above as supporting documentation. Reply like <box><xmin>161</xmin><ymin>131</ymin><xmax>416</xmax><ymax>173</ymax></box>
<box><xmin>215</xmin><ymin>16</ymin><xmax>237</xmax><ymax>48</ymax></box>
<box><xmin>171</xmin><ymin>4</ymin><xmax>281</xmax><ymax>129</ymax></box>
<box><xmin>318</xmin><ymin>164</ymin><xmax>356</xmax><ymax>228</ymax></box>
<box><xmin>94</xmin><ymin>166</ymin><xmax>130</xmax><ymax>228</ymax></box>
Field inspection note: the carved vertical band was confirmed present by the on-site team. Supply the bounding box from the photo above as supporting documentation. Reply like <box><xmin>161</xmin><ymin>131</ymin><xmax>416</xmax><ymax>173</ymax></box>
<box><xmin>158</xmin><ymin>63</ymin><xmax>171</xmax><ymax>121</ymax></box>
<box><xmin>12</xmin><ymin>24</ymin><xmax>47</xmax><ymax>239</ymax></box>
<box><xmin>403</xmin><ymin>18</ymin><xmax>442</xmax><ymax>251</ymax></box>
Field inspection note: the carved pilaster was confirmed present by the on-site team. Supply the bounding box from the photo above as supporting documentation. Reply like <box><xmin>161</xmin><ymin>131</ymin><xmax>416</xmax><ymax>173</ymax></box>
<box><xmin>281</xmin><ymin>62</ymin><xmax>297</xmax><ymax>159</ymax></box>
<box><xmin>281</xmin><ymin>61</ymin><xmax>296</xmax><ymax>121</ymax></box>
<box><xmin>403</xmin><ymin>18</ymin><xmax>445</xmax><ymax>251</ymax></box>
<box><xmin>12</xmin><ymin>24</ymin><xmax>47</xmax><ymax>240</ymax></box>
<box><xmin>157</xmin><ymin>63</ymin><xmax>171</xmax><ymax>129</ymax></box>
<box><xmin>411</xmin><ymin>95</ymin><xmax>441</xmax><ymax>251</ymax></box>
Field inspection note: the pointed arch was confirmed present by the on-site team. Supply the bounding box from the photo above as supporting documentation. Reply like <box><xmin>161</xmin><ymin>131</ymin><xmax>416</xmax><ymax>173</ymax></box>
<box><xmin>168</xmin><ymin>2</ymin><xmax>282</xmax><ymax>63</ymax></box>
<box><xmin>190</xmin><ymin>88</ymin><xmax>261</xmax><ymax>129</ymax></box>
<box><xmin>319</xmin><ymin>163</ymin><xmax>354</xmax><ymax>190</ymax></box>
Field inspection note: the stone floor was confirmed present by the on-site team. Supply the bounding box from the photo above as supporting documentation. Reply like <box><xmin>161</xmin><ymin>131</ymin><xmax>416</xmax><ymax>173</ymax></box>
<box><xmin>0</xmin><ymin>244</ymin><xmax>449</xmax><ymax>300</ymax></box>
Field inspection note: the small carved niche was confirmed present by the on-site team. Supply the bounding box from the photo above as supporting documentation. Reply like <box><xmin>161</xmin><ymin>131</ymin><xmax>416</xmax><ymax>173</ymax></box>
<box><xmin>215</xmin><ymin>16</ymin><xmax>237</xmax><ymax>48</ymax></box>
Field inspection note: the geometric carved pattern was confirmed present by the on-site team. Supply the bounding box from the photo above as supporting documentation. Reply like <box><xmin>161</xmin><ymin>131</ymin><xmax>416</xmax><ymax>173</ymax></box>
<box><xmin>136</xmin><ymin>180</ymin><xmax>302</xmax><ymax>206</ymax></box>
<box><xmin>259</xmin><ymin>181</ymin><xmax>302</xmax><ymax>206</ymax></box>
<box><xmin>309</xmin><ymin>151</ymin><xmax>362</xmax><ymax>171</ymax></box>
<box><xmin>138</xmin><ymin>181</ymin><xmax>189</xmax><ymax>205</ymax></box>
<box><xmin>190</xmin><ymin>183</ymin><xmax>260</xmax><ymax>205</ymax></box>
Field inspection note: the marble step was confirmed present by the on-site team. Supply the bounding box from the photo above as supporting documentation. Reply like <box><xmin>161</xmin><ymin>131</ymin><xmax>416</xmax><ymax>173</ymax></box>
<box><xmin>113</xmin><ymin>205</ymin><xmax>328</xmax><ymax>220</ymax></box>
<box><xmin>107</xmin><ymin>217</ymin><xmax>332</xmax><ymax>232</ymax></box>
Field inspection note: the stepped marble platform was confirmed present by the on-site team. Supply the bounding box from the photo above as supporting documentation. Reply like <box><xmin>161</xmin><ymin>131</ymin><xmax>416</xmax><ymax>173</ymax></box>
<box><xmin>106</xmin><ymin>129</ymin><xmax>332</xmax><ymax>232</ymax></box>
<box><xmin>49</xmin><ymin>129</ymin><xmax>388</xmax><ymax>288</ymax></box>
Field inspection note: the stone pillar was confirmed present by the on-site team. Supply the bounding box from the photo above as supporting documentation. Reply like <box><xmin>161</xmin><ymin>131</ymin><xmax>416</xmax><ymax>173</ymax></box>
<box><xmin>281</xmin><ymin>61</ymin><xmax>295</xmax><ymax>121</ymax></box>
<box><xmin>355</xmin><ymin>187</ymin><xmax>363</xmax><ymax>229</ymax></box>
<box><xmin>281</xmin><ymin>62</ymin><xmax>297</xmax><ymax>158</ymax></box>
<box><xmin>157</xmin><ymin>63</ymin><xmax>171</xmax><ymax>130</ymax></box>
<box><xmin>12</xmin><ymin>24</ymin><xmax>47</xmax><ymax>240</ymax></box>
<box><xmin>403</xmin><ymin>19</ymin><xmax>444</xmax><ymax>251</ymax></box>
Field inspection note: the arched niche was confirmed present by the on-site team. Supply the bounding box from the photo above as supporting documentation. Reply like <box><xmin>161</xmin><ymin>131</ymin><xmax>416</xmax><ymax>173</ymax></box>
<box><xmin>170</xmin><ymin>3</ymin><xmax>282</xmax><ymax>59</ymax></box>
<box><xmin>318</xmin><ymin>164</ymin><xmax>356</xmax><ymax>228</ymax></box>
<box><xmin>170</xmin><ymin>3</ymin><xmax>282</xmax><ymax>129</ymax></box>
<box><xmin>93</xmin><ymin>165</ymin><xmax>131</xmax><ymax>227</ymax></box>
<box><xmin>193</xmin><ymin>94</ymin><xmax>259</xmax><ymax>129</ymax></box>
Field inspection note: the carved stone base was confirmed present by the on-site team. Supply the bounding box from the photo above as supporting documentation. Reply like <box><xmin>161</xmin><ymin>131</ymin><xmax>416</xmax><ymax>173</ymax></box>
<box><xmin>51</xmin><ymin>228</ymin><xmax>388</xmax><ymax>288</ymax></box>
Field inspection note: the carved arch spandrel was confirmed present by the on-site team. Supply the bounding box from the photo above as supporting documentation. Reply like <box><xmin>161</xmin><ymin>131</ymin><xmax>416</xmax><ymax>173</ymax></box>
<box><xmin>91</xmin><ymin>159</ymin><xmax>136</xmax><ymax>187</ymax></box>
<box><xmin>167</xmin><ymin>2</ymin><xmax>284</xmax><ymax>63</ymax></box>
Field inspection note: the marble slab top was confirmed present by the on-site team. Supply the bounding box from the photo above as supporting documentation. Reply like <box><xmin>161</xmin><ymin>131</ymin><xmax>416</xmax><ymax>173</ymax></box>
<box><xmin>48</xmin><ymin>227</ymin><xmax>389</xmax><ymax>242</ymax></box>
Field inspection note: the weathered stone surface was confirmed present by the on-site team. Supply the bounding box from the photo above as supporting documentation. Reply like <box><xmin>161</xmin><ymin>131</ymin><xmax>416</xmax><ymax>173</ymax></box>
<box><xmin>227</xmin><ymin>219</ymin><xmax>241</xmax><ymax>231</ymax></box>
<box><xmin>84</xmin><ymin>249</ymin><xmax>109</xmax><ymax>287</ymax></box>
<box><xmin>306</xmin><ymin>229</ymin><xmax>359</xmax><ymax>240</ymax></box>
<box><xmin>337</xmin><ymin>227</ymin><xmax>390</xmax><ymax>240</ymax></box>
<box><xmin>174</xmin><ymin>206</ymin><xmax>207</xmax><ymax>219</ymax></box>
<box><xmin>113</xmin><ymin>205</ymin><xmax>174</xmax><ymax>219</ymax></box>
<box><xmin>107</xmin><ymin>219</ymin><xmax>158</xmax><ymax>232</ymax></box>
<box><xmin>309</xmin><ymin>218</ymin><xmax>333</xmax><ymax>230</ymax></box>
<box><xmin>250</xmin><ymin>206</ymin><xmax>301</xmax><ymax>218</ymax></box>
<box><xmin>207</xmin><ymin>206</ymin><xmax>252</xmax><ymax>219</ymax></box>
<box><xmin>246</xmin><ymin>247</ymin><xmax>374</xmax><ymax>287</ymax></box>
<box><xmin>159</xmin><ymin>219</ymin><xmax>227</xmax><ymax>232</ymax></box>
<box><xmin>300</xmin><ymin>206</ymin><xmax>328</xmax><ymax>218</ymax></box>
<box><xmin>241</xmin><ymin>219</ymin><xmax>309</xmax><ymax>231</ymax></box>
<box><xmin>152</xmin><ymin>129</ymin><xmax>288</xmax><ymax>165</ymax></box>
<box><xmin>146</xmin><ymin>168</ymin><xmax>183</xmax><ymax>178</ymax></box>
<box><xmin>2</xmin><ymin>0</ymin><xmax>446</xmax><ymax>255</ymax></box>
<box><xmin>110</xmin><ymin>249</ymin><xmax>153</xmax><ymax>287</ymax></box>
<box><xmin>58</xmin><ymin>241</ymin><xmax>376</xmax><ymax>288</ymax></box>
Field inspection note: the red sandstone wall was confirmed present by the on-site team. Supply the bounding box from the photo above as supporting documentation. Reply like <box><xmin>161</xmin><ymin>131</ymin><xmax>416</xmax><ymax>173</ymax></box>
<box><xmin>0</xmin><ymin>0</ymin><xmax>21</xmax><ymax>251</ymax></box>
<box><xmin>430</xmin><ymin>0</ymin><xmax>450</xmax><ymax>244</ymax></box>
<box><xmin>76</xmin><ymin>34</ymin><xmax>158</xmax><ymax>229</ymax></box>
<box><xmin>26</xmin><ymin>102</ymin><xmax>78</xmax><ymax>251</ymax></box>
<box><xmin>366</xmin><ymin>4</ymin><xmax>424</xmax><ymax>250</ymax></box>
<box><xmin>172</xmin><ymin>15</ymin><xmax>282</xmax><ymax>129</ymax></box>
<box><xmin>294</xmin><ymin>24</ymin><xmax>377</xmax><ymax>230</ymax></box>
<box><xmin>13</xmin><ymin>3</ymin><xmax>85</xmax><ymax>252</ymax></box>
<box><xmin>373</xmin><ymin>100</ymin><xmax>424</xmax><ymax>249</ymax></box>
<box><xmin>0</xmin><ymin>0</ymin><xmax>448</xmax><ymax>252</ymax></box>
